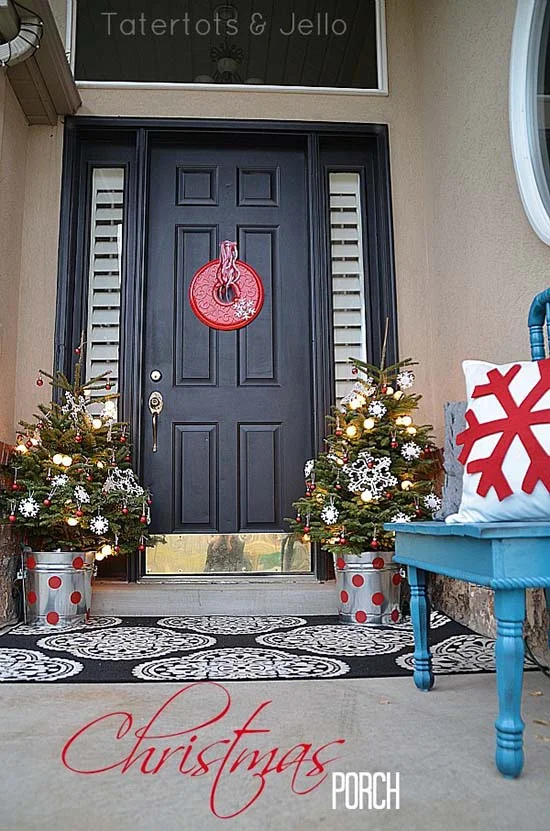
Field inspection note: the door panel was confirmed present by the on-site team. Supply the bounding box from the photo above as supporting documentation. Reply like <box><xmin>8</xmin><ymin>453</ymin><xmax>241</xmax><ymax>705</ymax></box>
<box><xmin>142</xmin><ymin>135</ymin><xmax>313</xmax><ymax>570</ymax></box>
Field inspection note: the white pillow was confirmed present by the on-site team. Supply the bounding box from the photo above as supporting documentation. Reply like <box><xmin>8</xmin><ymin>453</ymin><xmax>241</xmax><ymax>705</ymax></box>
<box><xmin>446</xmin><ymin>358</ymin><xmax>550</xmax><ymax>523</ymax></box>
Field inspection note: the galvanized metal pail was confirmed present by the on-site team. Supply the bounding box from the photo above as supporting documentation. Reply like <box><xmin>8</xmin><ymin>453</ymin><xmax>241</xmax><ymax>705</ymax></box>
<box><xmin>334</xmin><ymin>551</ymin><xmax>403</xmax><ymax>625</ymax></box>
<box><xmin>24</xmin><ymin>551</ymin><xmax>95</xmax><ymax>627</ymax></box>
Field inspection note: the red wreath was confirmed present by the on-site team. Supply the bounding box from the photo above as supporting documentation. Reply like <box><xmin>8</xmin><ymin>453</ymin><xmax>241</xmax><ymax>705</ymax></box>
<box><xmin>189</xmin><ymin>241</ymin><xmax>264</xmax><ymax>331</ymax></box>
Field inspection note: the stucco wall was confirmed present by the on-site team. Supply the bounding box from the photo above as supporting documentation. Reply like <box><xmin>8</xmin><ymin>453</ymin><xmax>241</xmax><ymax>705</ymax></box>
<box><xmin>0</xmin><ymin>71</ymin><xmax>28</xmax><ymax>445</ymax></box>
<box><xmin>415</xmin><ymin>0</ymin><xmax>550</xmax><ymax>416</ymax></box>
<box><xmin>14</xmin><ymin>124</ymin><xmax>64</xmax><ymax>430</ymax></box>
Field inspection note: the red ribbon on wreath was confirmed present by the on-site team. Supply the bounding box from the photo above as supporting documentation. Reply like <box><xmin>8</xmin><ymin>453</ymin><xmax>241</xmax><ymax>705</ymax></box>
<box><xmin>189</xmin><ymin>241</ymin><xmax>264</xmax><ymax>331</ymax></box>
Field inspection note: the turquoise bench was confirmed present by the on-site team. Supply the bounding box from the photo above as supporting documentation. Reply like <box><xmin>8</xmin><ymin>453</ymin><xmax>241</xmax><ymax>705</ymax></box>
<box><xmin>384</xmin><ymin>520</ymin><xmax>550</xmax><ymax>778</ymax></box>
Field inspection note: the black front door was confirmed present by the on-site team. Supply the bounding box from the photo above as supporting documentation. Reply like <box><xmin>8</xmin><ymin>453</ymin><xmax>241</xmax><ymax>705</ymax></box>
<box><xmin>142</xmin><ymin>134</ymin><xmax>313</xmax><ymax>569</ymax></box>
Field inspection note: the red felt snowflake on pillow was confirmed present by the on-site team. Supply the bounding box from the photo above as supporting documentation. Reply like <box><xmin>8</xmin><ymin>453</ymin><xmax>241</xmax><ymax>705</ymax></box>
<box><xmin>456</xmin><ymin>361</ymin><xmax>550</xmax><ymax>500</ymax></box>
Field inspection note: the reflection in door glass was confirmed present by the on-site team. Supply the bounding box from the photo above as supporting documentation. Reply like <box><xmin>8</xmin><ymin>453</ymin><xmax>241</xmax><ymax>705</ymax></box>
<box><xmin>145</xmin><ymin>533</ymin><xmax>311</xmax><ymax>575</ymax></box>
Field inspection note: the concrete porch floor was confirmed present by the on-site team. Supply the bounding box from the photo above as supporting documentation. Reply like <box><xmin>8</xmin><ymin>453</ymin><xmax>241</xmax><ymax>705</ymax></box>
<box><xmin>91</xmin><ymin>579</ymin><xmax>338</xmax><ymax>616</ymax></box>
<box><xmin>0</xmin><ymin>671</ymin><xmax>549</xmax><ymax>830</ymax></box>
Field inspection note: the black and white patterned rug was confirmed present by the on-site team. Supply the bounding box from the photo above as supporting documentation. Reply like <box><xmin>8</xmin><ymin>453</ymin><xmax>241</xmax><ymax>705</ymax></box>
<box><xmin>0</xmin><ymin>613</ymin><xmax>535</xmax><ymax>683</ymax></box>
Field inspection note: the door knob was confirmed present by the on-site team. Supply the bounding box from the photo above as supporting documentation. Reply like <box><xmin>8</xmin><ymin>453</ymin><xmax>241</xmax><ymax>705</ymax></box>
<box><xmin>148</xmin><ymin>391</ymin><xmax>164</xmax><ymax>452</ymax></box>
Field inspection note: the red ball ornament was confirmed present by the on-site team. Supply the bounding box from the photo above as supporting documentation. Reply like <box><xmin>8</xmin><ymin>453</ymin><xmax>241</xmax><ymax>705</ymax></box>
<box><xmin>37</xmin><ymin>423</ymin><xmax>44</xmax><ymax>430</ymax></box>
<box><xmin>303</xmin><ymin>525</ymin><xmax>311</xmax><ymax>533</ymax></box>
<box><xmin>335</xmin><ymin>428</ymin><xmax>343</xmax><ymax>437</ymax></box>
<box><xmin>147</xmin><ymin>498</ymin><xmax>153</xmax><ymax>506</ymax></box>
<box><xmin>367</xmin><ymin>460</ymin><xmax>374</xmax><ymax>468</ymax></box>
<box><xmin>120</xmin><ymin>436</ymin><xmax>127</xmax><ymax>444</ymax></box>
<box><xmin>8</xmin><ymin>514</ymin><xmax>16</xmax><ymax>523</ymax></box>
<box><xmin>370</xmin><ymin>538</ymin><xmax>380</xmax><ymax>550</ymax></box>
<box><xmin>296</xmin><ymin>514</ymin><xmax>302</xmax><ymax>524</ymax></box>
<box><xmin>36</xmin><ymin>377</ymin><xmax>44</xmax><ymax>387</ymax></box>
<box><xmin>105</xmin><ymin>383</ymin><xmax>112</xmax><ymax>391</ymax></box>
<box><xmin>139</xmin><ymin>515</ymin><xmax>147</xmax><ymax>524</ymax></box>
<box><xmin>86</xmin><ymin>474</ymin><xmax>93</xmax><ymax>482</ymax></box>
<box><xmin>114</xmin><ymin>545</ymin><xmax>121</xmax><ymax>553</ymax></box>
<box><xmin>75</xmin><ymin>434</ymin><xmax>82</xmax><ymax>444</ymax></box>
<box><xmin>385</xmin><ymin>491</ymin><xmax>393</xmax><ymax>499</ymax></box>
<box><xmin>351</xmin><ymin>366</ymin><xmax>359</xmax><ymax>375</ymax></box>
<box><xmin>138</xmin><ymin>543</ymin><xmax>146</xmax><ymax>552</ymax></box>
<box><xmin>381</xmin><ymin>384</ymin><xmax>388</xmax><ymax>394</ymax></box>
<box><xmin>75</xmin><ymin>347</ymin><xmax>81</xmax><ymax>355</ymax></box>
<box><xmin>43</xmin><ymin>498</ymin><xmax>51</xmax><ymax>507</ymax></box>
<box><xmin>122</xmin><ymin>507</ymin><xmax>129</xmax><ymax>515</ymax></box>
<box><xmin>25</xmin><ymin>440</ymin><xmax>33</xmax><ymax>449</ymax></box>
<box><xmin>11</xmin><ymin>483</ymin><xmax>19</xmax><ymax>491</ymax></box>
<box><xmin>391</xmin><ymin>440</ymin><xmax>399</xmax><ymax>449</ymax></box>
<box><xmin>76</xmin><ymin>509</ymin><xmax>84</xmax><ymax>517</ymax></box>
<box><xmin>124</xmin><ymin>454</ymin><xmax>131</xmax><ymax>462</ymax></box>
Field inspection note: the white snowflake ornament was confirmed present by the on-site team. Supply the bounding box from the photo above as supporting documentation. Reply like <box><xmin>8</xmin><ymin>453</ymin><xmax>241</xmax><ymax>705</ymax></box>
<box><xmin>89</xmin><ymin>515</ymin><xmax>109</xmax><ymax>535</ymax></box>
<box><xmin>103</xmin><ymin>468</ymin><xmax>144</xmax><ymax>498</ymax></box>
<box><xmin>304</xmin><ymin>460</ymin><xmax>315</xmax><ymax>479</ymax></box>
<box><xmin>321</xmin><ymin>498</ymin><xmax>339</xmax><ymax>525</ymax></box>
<box><xmin>344</xmin><ymin>452</ymin><xmax>398</xmax><ymax>496</ymax></box>
<box><xmin>368</xmin><ymin>400</ymin><xmax>387</xmax><ymax>419</ymax></box>
<box><xmin>51</xmin><ymin>474</ymin><xmax>69</xmax><ymax>488</ymax></box>
<box><xmin>424</xmin><ymin>492</ymin><xmax>442</xmax><ymax>512</ymax></box>
<box><xmin>233</xmin><ymin>299</ymin><xmax>256</xmax><ymax>321</ymax></box>
<box><xmin>401</xmin><ymin>442</ymin><xmax>422</xmax><ymax>461</ymax></box>
<box><xmin>74</xmin><ymin>486</ymin><xmax>90</xmax><ymax>504</ymax></box>
<box><xmin>396</xmin><ymin>370</ymin><xmax>415</xmax><ymax>390</ymax></box>
<box><xmin>390</xmin><ymin>512</ymin><xmax>413</xmax><ymax>523</ymax></box>
<box><xmin>19</xmin><ymin>496</ymin><xmax>39</xmax><ymax>518</ymax></box>
<box><xmin>61</xmin><ymin>392</ymin><xmax>88</xmax><ymax>423</ymax></box>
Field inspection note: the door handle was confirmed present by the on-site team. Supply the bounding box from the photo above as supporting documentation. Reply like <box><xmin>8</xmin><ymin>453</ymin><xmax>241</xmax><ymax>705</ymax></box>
<box><xmin>148</xmin><ymin>391</ymin><xmax>164</xmax><ymax>452</ymax></box>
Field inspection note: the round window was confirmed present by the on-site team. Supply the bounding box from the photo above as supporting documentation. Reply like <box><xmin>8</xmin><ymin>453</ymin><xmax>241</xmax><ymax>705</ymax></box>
<box><xmin>511</xmin><ymin>0</ymin><xmax>550</xmax><ymax>244</ymax></box>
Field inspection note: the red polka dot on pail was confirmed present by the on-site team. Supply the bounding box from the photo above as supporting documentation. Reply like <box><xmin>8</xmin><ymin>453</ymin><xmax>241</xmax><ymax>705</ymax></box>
<box><xmin>351</xmin><ymin>574</ymin><xmax>364</xmax><ymax>587</ymax></box>
<box><xmin>355</xmin><ymin>610</ymin><xmax>367</xmax><ymax>623</ymax></box>
<box><xmin>340</xmin><ymin>590</ymin><xmax>349</xmax><ymax>603</ymax></box>
<box><xmin>48</xmin><ymin>576</ymin><xmax>62</xmax><ymax>589</ymax></box>
<box><xmin>391</xmin><ymin>609</ymin><xmax>400</xmax><ymax>622</ymax></box>
<box><xmin>72</xmin><ymin>556</ymin><xmax>84</xmax><ymax>570</ymax></box>
<box><xmin>372</xmin><ymin>592</ymin><xmax>385</xmax><ymax>606</ymax></box>
<box><xmin>46</xmin><ymin>611</ymin><xmax>59</xmax><ymax>625</ymax></box>
<box><xmin>392</xmin><ymin>573</ymin><xmax>402</xmax><ymax>586</ymax></box>
<box><xmin>336</xmin><ymin>557</ymin><xmax>346</xmax><ymax>570</ymax></box>
<box><xmin>27</xmin><ymin>556</ymin><xmax>36</xmax><ymax>570</ymax></box>
<box><xmin>372</xmin><ymin>557</ymin><xmax>385</xmax><ymax>570</ymax></box>
<box><xmin>70</xmin><ymin>591</ymin><xmax>82</xmax><ymax>605</ymax></box>
<box><xmin>27</xmin><ymin>591</ymin><xmax>37</xmax><ymax>604</ymax></box>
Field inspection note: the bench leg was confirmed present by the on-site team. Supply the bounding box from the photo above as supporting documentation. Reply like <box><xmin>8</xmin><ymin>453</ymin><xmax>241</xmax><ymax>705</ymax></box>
<box><xmin>494</xmin><ymin>589</ymin><xmax>525</xmax><ymax>779</ymax></box>
<box><xmin>408</xmin><ymin>565</ymin><xmax>434</xmax><ymax>691</ymax></box>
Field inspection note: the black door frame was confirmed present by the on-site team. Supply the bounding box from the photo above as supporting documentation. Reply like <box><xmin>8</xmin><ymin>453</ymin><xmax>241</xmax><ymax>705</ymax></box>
<box><xmin>55</xmin><ymin>117</ymin><xmax>398</xmax><ymax>582</ymax></box>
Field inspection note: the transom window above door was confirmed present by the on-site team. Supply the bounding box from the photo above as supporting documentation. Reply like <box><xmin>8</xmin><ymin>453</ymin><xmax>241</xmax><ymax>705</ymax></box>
<box><xmin>72</xmin><ymin>0</ymin><xmax>387</xmax><ymax>93</ymax></box>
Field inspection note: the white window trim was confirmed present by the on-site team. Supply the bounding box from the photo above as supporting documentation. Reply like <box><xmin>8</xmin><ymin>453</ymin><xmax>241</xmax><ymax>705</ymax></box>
<box><xmin>510</xmin><ymin>0</ymin><xmax>550</xmax><ymax>244</ymax></box>
<box><xmin>70</xmin><ymin>0</ymin><xmax>388</xmax><ymax>96</ymax></box>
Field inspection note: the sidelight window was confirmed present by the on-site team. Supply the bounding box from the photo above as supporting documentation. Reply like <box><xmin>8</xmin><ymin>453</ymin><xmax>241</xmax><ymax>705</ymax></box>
<box><xmin>329</xmin><ymin>172</ymin><xmax>368</xmax><ymax>402</ymax></box>
<box><xmin>85</xmin><ymin>168</ymin><xmax>124</xmax><ymax>408</ymax></box>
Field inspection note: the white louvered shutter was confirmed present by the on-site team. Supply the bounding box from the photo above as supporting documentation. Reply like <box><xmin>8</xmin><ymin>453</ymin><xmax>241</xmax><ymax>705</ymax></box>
<box><xmin>85</xmin><ymin>168</ymin><xmax>124</xmax><ymax>408</ymax></box>
<box><xmin>329</xmin><ymin>172</ymin><xmax>368</xmax><ymax>402</ymax></box>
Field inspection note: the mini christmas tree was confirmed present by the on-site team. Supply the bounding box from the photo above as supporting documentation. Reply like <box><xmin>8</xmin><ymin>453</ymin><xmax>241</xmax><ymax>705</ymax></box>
<box><xmin>288</xmin><ymin>356</ymin><xmax>441</xmax><ymax>556</ymax></box>
<box><xmin>0</xmin><ymin>339</ymin><xmax>151</xmax><ymax>559</ymax></box>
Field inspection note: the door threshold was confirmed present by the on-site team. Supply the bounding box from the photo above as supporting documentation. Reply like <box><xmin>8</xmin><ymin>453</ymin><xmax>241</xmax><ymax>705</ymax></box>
<box><xmin>137</xmin><ymin>574</ymin><xmax>320</xmax><ymax>585</ymax></box>
<box><xmin>91</xmin><ymin>579</ymin><xmax>337</xmax><ymax>615</ymax></box>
